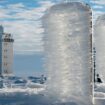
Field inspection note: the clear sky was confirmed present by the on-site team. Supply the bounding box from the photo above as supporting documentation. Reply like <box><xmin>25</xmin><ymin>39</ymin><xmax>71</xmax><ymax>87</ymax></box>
<box><xmin>0</xmin><ymin>0</ymin><xmax>105</xmax><ymax>76</ymax></box>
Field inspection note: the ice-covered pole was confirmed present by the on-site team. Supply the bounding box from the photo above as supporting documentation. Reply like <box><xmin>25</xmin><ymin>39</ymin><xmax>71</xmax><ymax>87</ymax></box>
<box><xmin>94</xmin><ymin>14</ymin><xmax>105</xmax><ymax>82</ymax></box>
<box><xmin>43</xmin><ymin>2</ymin><xmax>92</xmax><ymax>104</ymax></box>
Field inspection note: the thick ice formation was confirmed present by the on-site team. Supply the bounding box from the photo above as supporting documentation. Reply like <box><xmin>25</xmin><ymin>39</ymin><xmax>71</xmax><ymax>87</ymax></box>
<box><xmin>94</xmin><ymin>14</ymin><xmax>105</xmax><ymax>82</ymax></box>
<box><xmin>43</xmin><ymin>2</ymin><xmax>92</xmax><ymax>104</ymax></box>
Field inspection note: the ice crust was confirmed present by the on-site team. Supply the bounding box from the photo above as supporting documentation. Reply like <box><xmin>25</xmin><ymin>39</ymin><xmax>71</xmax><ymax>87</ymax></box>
<box><xmin>43</xmin><ymin>2</ymin><xmax>92</xmax><ymax>104</ymax></box>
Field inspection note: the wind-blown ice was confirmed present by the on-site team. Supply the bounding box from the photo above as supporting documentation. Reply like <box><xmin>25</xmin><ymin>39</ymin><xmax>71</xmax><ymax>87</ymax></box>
<box><xmin>94</xmin><ymin>14</ymin><xmax>105</xmax><ymax>82</ymax></box>
<box><xmin>43</xmin><ymin>2</ymin><xmax>92</xmax><ymax>104</ymax></box>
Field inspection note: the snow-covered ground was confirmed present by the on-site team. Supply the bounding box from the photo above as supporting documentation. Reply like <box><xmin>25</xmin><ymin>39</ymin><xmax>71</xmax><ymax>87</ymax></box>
<box><xmin>2</xmin><ymin>79</ymin><xmax>105</xmax><ymax>105</ymax></box>
<box><xmin>0</xmin><ymin>84</ymin><xmax>45</xmax><ymax>105</ymax></box>
<box><xmin>0</xmin><ymin>88</ymin><xmax>45</xmax><ymax>105</ymax></box>
<box><xmin>0</xmin><ymin>89</ymin><xmax>90</xmax><ymax>105</ymax></box>
<box><xmin>94</xmin><ymin>83</ymin><xmax>105</xmax><ymax>105</ymax></box>
<box><xmin>2</xmin><ymin>83</ymin><xmax>105</xmax><ymax>105</ymax></box>
<box><xmin>0</xmin><ymin>75</ymin><xmax>90</xmax><ymax>105</ymax></box>
<box><xmin>0</xmin><ymin>76</ymin><xmax>48</xmax><ymax>105</ymax></box>
<box><xmin>0</xmin><ymin>87</ymin><xmax>88</xmax><ymax>105</ymax></box>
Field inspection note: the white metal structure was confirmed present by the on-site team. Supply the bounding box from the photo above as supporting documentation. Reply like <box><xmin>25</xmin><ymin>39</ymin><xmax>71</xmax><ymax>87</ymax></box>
<box><xmin>2</xmin><ymin>33</ymin><xmax>14</xmax><ymax>76</ymax></box>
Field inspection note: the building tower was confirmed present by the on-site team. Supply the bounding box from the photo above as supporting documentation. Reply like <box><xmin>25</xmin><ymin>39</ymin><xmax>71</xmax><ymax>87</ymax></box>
<box><xmin>2</xmin><ymin>33</ymin><xmax>14</xmax><ymax>76</ymax></box>
<box><xmin>0</xmin><ymin>25</ymin><xmax>4</xmax><ymax>76</ymax></box>
<box><xmin>0</xmin><ymin>25</ymin><xmax>14</xmax><ymax>77</ymax></box>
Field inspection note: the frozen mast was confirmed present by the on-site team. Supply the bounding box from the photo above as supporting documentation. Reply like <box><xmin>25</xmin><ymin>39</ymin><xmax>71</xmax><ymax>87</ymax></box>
<box><xmin>43</xmin><ymin>2</ymin><xmax>92</xmax><ymax>104</ymax></box>
<box><xmin>0</xmin><ymin>25</ymin><xmax>14</xmax><ymax>77</ymax></box>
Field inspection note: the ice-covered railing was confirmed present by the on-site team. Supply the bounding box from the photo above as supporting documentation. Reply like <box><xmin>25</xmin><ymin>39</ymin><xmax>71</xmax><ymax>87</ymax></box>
<box><xmin>94</xmin><ymin>14</ymin><xmax>105</xmax><ymax>82</ymax></box>
<box><xmin>43</xmin><ymin>2</ymin><xmax>92</xmax><ymax>104</ymax></box>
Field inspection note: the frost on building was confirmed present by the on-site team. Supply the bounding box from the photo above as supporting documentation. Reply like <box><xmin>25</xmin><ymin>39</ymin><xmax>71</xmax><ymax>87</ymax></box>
<box><xmin>0</xmin><ymin>25</ymin><xmax>14</xmax><ymax>77</ymax></box>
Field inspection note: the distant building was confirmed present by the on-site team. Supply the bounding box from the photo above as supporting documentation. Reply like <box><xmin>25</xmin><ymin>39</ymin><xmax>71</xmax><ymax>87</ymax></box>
<box><xmin>0</xmin><ymin>25</ymin><xmax>14</xmax><ymax>77</ymax></box>
<box><xmin>0</xmin><ymin>26</ymin><xmax>4</xmax><ymax>75</ymax></box>
<box><xmin>0</xmin><ymin>25</ymin><xmax>4</xmax><ymax>76</ymax></box>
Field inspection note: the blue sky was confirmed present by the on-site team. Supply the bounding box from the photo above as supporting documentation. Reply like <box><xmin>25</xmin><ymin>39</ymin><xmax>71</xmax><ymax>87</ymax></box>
<box><xmin>0</xmin><ymin>0</ymin><xmax>105</xmax><ymax>76</ymax></box>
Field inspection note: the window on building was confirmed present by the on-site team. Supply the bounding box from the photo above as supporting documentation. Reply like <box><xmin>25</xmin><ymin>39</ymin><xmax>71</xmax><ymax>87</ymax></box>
<box><xmin>4</xmin><ymin>49</ymin><xmax>7</xmax><ymax>52</ymax></box>
<box><xmin>4</xmin><ymin>70</ymin><xmax>8</xmax><ymax>73</ymax></box>
<box><xmin>4</xmin><ymin>56</ymin><xmax>7</xmax><ymax>58</ymax></box>
<box><xmin>4</xmin><ymin>62</ymin><xmax>7</xmax><ymax>66</ymax></box>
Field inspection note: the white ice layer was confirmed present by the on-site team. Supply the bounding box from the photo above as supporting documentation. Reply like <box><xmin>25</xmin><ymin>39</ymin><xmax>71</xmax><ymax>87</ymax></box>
<box><xmin>43</xmin><ymin>2</ymin><xmax>92</xmax><ymax>104</ymax></box>
<box><xmin>95</xmin><ymin>14</ymin><xmax>105</xmax><ymax>82</ymax></box>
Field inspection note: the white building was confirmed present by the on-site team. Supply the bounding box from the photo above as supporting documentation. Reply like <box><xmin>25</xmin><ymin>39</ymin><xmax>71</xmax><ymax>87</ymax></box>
<box><xmin>2</xmin><ymin>33</ymin><xmax>14</xmax><ymax>76</ymax></box>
